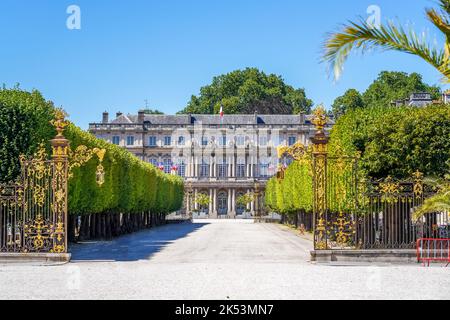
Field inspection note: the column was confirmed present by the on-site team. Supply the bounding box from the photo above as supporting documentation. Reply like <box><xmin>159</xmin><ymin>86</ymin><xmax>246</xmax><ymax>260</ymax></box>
<box><xmin>193</xmin><ymin>157</ymin><xmax>198</xmax><ymax>177</ymax></box>
<box><xmin>210</xmin><ymin>156</ymin><xmax>214</xmax><ymax>177</ymax></box>
<box><xmin>192</xmin><ymin>155</ymin><xmax>196</xmax><ymax>178</ymax></box>
<box><xmin>231</xmin><ymin>155</ymin><xmax>235</xmax><ymax>178</ymax></box>
<box><xmin>186</xmin><ymin>193</ymin><xmax>190</xmax><ymax>214</ymax></box>
<box><xmin>213</xmin><ymin>189</ymin><xmax>218</xmax><ymax>218</ymax></box>
<box><xmin>251</xmin><ymin>197</ymin><xmax>255</xmax><ymax>214</ymax></box>
<box><xmin>231</xmin><ymin>189</ymin><xmax>236</xmax><ymax>217</ymax></box>
<box><xmin>194</xmin><ymin>189</ymin><xmax>199</xmax><ymax>211</ymax></box>
<box><xmin>209</xmin><ymin>189</ymin><xmax>213</xmax><ymax>214</ymax></box>
<box><xmin>228</xmin><ymin>190</ymin><xmax>232</xmax><ymax>216</ymax></box>
<box><xmin>246</xmin><ymin>189</ymin><xmax>251</xmax><ymax>211</ymax></box>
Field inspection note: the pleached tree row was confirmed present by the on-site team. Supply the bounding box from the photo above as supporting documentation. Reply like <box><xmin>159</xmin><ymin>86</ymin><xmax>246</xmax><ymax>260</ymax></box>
<box><xmin>0</xmin><ymin>87</ymin><xmax>184</xmax><ymax>242</ymax></box>
<box><xmin>65</xmin><ymin>125</ymin><xmax>184</xmax><ymax>241</ymax></box>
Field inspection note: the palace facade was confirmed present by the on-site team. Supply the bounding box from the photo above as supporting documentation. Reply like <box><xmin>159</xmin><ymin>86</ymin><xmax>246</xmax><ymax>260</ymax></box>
<box><xmin>89</xmin><ymin>111</ymin><xmax>332</xmax><ymax>218</ymax></box>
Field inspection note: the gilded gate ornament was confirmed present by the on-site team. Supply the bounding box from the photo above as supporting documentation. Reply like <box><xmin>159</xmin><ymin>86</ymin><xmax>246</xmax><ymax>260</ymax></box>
<box><xmin>311</xmin><ymin>105</ymin><xmax>330</xmax><ymax>250</ymax></box>
<box><xmin>0</xmin><ymin>108</ymin><xmax>106</xmax><ymax>254</ymax></box>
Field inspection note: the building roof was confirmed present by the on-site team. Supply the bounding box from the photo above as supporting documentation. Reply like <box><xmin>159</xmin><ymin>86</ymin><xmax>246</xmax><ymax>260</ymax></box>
<box><xmin>96</xmin><ymin>113</ymin><xmax>320</xmax><ymax>126</ymax></box>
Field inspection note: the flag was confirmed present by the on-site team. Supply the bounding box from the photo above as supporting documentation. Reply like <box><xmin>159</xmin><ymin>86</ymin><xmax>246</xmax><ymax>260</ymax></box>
<box><xmin>219</xmin><ymin>104</ymin><xmax>224</xmax><ymax>120</ymax></box>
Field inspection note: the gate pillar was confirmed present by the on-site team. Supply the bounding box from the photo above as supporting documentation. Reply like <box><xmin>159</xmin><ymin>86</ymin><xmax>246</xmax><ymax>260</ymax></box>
<box><xmin>311</xmin><ymin>106</ymin><xmax>329</xmax><ymax>250</ymax></box>
<box><xmin>50</xmin><ymin>109</ymin><xmax>70</xmax><ymax>253</ymax></box>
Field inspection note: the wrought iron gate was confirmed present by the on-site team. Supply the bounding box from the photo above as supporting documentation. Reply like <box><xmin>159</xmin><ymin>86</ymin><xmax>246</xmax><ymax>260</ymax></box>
<box><xmin>0</xmin><ymin>111</ymin><xmax>69</xmax><ymax>254</ymax></box>
<box><xmin>310</xmin><ymin>108</ymin><xmax>445</xmax><ymax>251</ymax></box>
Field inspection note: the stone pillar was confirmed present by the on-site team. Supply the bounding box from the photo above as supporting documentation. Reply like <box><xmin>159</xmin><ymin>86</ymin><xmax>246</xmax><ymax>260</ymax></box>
<box><xmin>193</xmin><ymin>157</ymin><xmax>197</xmax><ymax>177</ymax></box>
<box><xmin>210</xmin><ymin>156</ymin><xmax>214</xmax><ymax>178</ymax></box>
<box><xmin>246</xmin><ymin>189</ymin><xmax>251</xmax><ymax>211</ymax></box>
<box><xmin>213</xmin><ymin>189</ymin><xmax>218</xmax><ymax>218</ymax></box>
<box><xmin>194</xmin><ymin>189</ymin><xmax>199</xmax><ymax>211</ymax></box>
<box><xmin>209</xmin><ymin>189</ymin><xmax>213</xmax><ymax>214</ymax></box>
<box><xmin>231</xmin><ymin>155</ymin><xmax>235</xmax><ymax>178</ymax></box>
<box><xmin>231</xmin><ymin>189</ymin><xmax>236</xmax><ymax>218</ymax></box>
<box><xmin>228</xmin><ymin>190</ymin><xmax>232</xmax><ymax>216</ymax></box>
<box><xmin>186</xmin><ymin>193</ymin><xmax>190</xmax><ymax>214</ymax></box>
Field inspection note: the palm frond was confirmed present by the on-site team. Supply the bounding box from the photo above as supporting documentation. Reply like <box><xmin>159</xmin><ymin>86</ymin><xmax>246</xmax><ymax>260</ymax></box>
<box><xmin>323</xmin><ymin>19</ymin><xmax>447</xmax><ymax>81</ymax></box>
<box><xmin>438</xmin><ymin>0</ymin><xmax>450</xmax><ymax>16</ymax></box>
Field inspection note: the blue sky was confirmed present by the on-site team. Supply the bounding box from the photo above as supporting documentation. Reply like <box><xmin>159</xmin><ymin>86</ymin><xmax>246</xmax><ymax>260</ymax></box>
<box><xmin>0</xmin><ymin>0</ymin><xmax>447</xmax><ymax>128</ymax></box>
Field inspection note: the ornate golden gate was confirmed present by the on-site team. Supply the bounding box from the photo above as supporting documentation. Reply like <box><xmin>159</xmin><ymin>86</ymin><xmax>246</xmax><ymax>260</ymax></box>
<box><xmin>0</xmin><ymin>112</ymin><xmax>69</xmax><ymax>253</ymax></box>
<box><xmin>309</xmin><ymin>108</ymin><xmax>443</xmax><ymax>251</ymax></box>
<box><xmin>0</xmin><ymin>110</ymin><xmax>105</xmax><ymax>254</ymax></box>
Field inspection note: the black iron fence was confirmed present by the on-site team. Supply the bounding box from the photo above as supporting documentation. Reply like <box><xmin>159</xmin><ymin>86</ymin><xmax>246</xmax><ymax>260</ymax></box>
<box><xmin>0</xmin><ymin>151</ymin><xmax>68</xmax><ymax>253</ymax></box>
<box><xmin>322</xmin><ymin>171</ymin><xmax>448</xmax><ymax>250</ymax></box>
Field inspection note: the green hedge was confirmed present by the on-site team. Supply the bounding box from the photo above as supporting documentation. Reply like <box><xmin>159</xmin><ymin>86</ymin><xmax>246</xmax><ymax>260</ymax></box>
<box><xmin>66</xmin><ymin>125</ymin><xmax>184</xmax><ymax>216</ymax></box>
<box><xmin>0</xmin><ymin>88</ymin><xmax>184</xmax><ymax>240</ymax></box>
<box><xmin>265</xmin><ymin>161</ymin><xmax>313</xmax><ymax>215</ymax></box>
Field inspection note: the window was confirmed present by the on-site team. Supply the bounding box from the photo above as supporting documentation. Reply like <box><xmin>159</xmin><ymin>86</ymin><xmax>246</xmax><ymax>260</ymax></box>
<box><xmin>164</xmin><ymin>136</ymin><xmax>172</xmax><ymax>146</ymax></box>
<box><xmin>259</xmin><ymin>163</ymin><xmax>270</xmax><ymax>178</ymax></box>
<box><xmin>259</xmin><ymin>136</ymin><xmax>268</xmax><ymax>146</ymax></box>
<box><xmin>178</xmin><ymin>136</ymin><xmax>185</xmax><ymax>146</ymax></box>
<box><xmin>218</xmin><ymin>160</ymin><xmax>227</xmax><ymax>179</ymax></box>
<box><xmin>288</xmin><ymin>136</ymin><xmax>297</xmax><ymax>146</ymax></box>
<box><xmin>237</xmin><ymin>159</ymin><xmax>246</xmax><ymax>178</ymax></box>
<box><xmin>149</xmin><ymin>136</ymin><xmax>157</xmax><ymax>147</ymax></box>
<box><xmin>149</xmin><ymin>158</ymin><xmax>158</xmax><ymax>167</ymax></box>
<box><xmin>163</xmin><ymin>158</ymin><xmax>172</xmax><ymax>174</ymax></box>
<box><xmin>201</xmin><ymin>136</ymin><xmax>209</xmax><ymax>146</ymax></box>
<box><xmin>236</xmin><ymin>136</ymin><xmax>245</xmax><ymax>146</ymax></box>
<box><xmin>127</xmin><ymin>136</ymin><xmax>135</xmax><ymax>146</ymax></box>
<box><xmin>219</xmin><ymin>136</ymin><xmax>227</xmax><ymax>147</ymax></box>
<box><xmin>112</xmin><ymin>136</ymin><xmax>120</xmax><ymax>145</ymax></box>
<box><xmin>178</xmin><ymin>161</ymin><xmax>186</xmax><ymax>177</ymax></box>
<box><xmin>200</xmin><ymin>160</ymin><xmax>209</xmax><ymax>178</ymax></box>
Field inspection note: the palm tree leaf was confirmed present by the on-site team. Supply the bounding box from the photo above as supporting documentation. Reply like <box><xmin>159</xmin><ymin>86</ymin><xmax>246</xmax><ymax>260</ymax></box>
<box><xmin>437</xmin><ymin>0</ymin><xmax>450</xmax><ymax>16</ymax></box>
<box><xmin>323</xmin><ymin>19</ymin><xmax>447</xmax><ymax>81</ymax></box>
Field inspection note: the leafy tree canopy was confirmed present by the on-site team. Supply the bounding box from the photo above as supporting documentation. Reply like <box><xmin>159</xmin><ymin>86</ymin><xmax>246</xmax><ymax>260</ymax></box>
<box><xmin>142</xmin><ymin>108</ymin><xmax>164</xmax><ymax>115</ymax></box>
<box><xmin>332</xmin><ymin>71</ymin><xmax>441</xmax><ymax>117</ymax></box>
<box><xmin>362</xmin><ymin>71</ymin><xmax>441</xmax><ymax>108</ymax></box>
<box><xmin>178</xmin><ymin>68</ymin><xmax>313</xmax><ymax>115</ymax></box>
<box><xmin>332</xmin><ymin>89</ymin><xmax>364</xmax><ymax>117</ymax></box>
<box><xmin>0</xmin><ymin>87</ymin><xmax>55</xmax><ymax>182</ymax></box>
<box><xmin>329</xmin><ymin>104</ymin><xmax>450</xmax><ymax>179</ymax></box>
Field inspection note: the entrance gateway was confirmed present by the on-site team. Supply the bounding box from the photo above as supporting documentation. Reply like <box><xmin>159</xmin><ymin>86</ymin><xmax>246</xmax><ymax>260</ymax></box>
<box><xmin>308</xmin><ymin>108</ymin><xmax>445</xmax><ymax>255</ymax></box>
<box><xmin>0</xmin><ymin>110</ymin><xmax>104</xmax><ymax>261</ymax></box>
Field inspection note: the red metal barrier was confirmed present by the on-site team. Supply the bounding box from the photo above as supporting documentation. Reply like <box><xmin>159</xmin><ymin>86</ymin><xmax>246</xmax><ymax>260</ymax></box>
<box><xmin>417</xmin><ymin>239</ymin><xmax>450</xmax><ymax>267</ymax></box>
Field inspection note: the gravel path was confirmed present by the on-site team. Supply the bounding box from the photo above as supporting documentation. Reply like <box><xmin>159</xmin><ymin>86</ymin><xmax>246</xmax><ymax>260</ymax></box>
<box><xmin>0</xmin><ymin>220</ymin><xmax>448</xmax><ymax>300</ymax></box>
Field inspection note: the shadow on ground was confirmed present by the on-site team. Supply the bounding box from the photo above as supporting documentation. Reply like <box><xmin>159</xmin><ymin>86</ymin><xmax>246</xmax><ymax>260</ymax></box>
<box><xmin>69</xmin><ymin>222</ymin><xmax>207</xmax><ymax>262</ymax></box>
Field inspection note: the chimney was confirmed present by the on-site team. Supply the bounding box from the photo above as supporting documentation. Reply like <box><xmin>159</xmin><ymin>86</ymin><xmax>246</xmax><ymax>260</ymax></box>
<box><xmin>102</xmin><ymin>111</ymin><xmax>109</xmax><ymax>123</ymax></box>
<box><xmin>116</xmin><ymin>111</ymin><xmax>123</xmax><ymax>119</ymax></box>
<box><xmin>138</xmin><ymin>110</ymin><xmax>145</xmax><ymax>123</ymax></box>
<box><xmin>299</xmin><ymin>112</ymin><xmax>305</xmax><ymax>124</ymax></box>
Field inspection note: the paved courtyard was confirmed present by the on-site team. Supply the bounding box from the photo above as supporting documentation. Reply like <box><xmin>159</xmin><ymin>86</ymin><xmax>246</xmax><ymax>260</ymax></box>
<box><xmin>0</xmin><ymin>220</ymin><xmax>449</xmax><ymax>300</ymax></box>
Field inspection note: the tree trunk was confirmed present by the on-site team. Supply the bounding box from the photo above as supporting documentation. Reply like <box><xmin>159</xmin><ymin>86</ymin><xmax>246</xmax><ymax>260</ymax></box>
<box><xmin>105</xmin><ymin>213</ymin><xmax>112</xmax><ymax>240</ymax></box>
<box><xmin>79</xmin><ymin>215</ymin><xmax>90</xmax><ymax>241</ymax></box>
<box><xmin>68</xmin><ymin>215</ymin><xmax>77</xmax><ymax>243</ymax></box>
